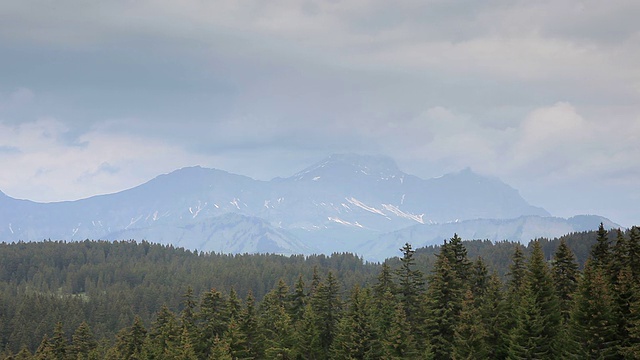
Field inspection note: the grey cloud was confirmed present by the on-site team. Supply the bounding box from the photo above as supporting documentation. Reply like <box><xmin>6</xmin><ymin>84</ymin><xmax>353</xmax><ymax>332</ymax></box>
<box><xmin>0</xmin><ymin>146</ymin><xmax>20</xmax><ymax>154</ymax></box>
<box><xmin>0</xmin><ymin>1</ymin><xmax>638</xmax><ymax>226</ymax></box>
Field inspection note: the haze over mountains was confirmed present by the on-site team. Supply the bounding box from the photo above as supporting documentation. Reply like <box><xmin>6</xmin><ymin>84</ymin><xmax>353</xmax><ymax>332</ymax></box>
<box><xmin>0</xmin><ymin>154</ymin><xmax>617</xmax><ymax>260</ymax></box>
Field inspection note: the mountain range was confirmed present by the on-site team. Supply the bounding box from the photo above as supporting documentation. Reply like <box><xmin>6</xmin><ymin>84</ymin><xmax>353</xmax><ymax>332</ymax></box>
<box><xmin>0</xmin><ymin>154</ymin><xmax>618</xmax><ymax>260</ymax></box>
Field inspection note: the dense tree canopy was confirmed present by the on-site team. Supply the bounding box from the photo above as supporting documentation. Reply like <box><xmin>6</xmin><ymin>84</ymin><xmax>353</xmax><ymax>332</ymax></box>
<box><xmin>1</xmin><ymin>225</ymin><xmax>638</xmax><ymax>359</ymax></box>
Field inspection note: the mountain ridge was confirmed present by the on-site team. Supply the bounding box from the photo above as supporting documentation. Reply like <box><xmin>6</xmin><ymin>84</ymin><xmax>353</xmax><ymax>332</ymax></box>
<box><xmin>0</xmin><ymin>154</ymin><xmax>616</xmax><ymax>259</ymax></box>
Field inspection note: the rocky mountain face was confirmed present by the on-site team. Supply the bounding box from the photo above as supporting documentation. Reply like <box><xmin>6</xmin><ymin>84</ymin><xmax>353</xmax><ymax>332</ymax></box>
<box><xmin>0</xmin><ymin>154</ymin><xmax>616</xmax><ymax>259</ymax></box>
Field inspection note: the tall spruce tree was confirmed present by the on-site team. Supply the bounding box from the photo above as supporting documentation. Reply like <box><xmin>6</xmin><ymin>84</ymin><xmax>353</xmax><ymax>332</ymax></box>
<box><xmin>69</xmin><ymin>321</ymin><xmax>97</xmax><ymax>360</ymax></box>
<box><xmin>288</xmin><ymin>275</ymin><xmax>307</xmax><ymax>324</ymax></box>
<box><xmin>442</xmin><ymin>234</ymin><xmax>472</xmax><ymax>282</ymax></box>
<box><xmin>331</xmin><ymin>286</ymin><xmax>379</xmax><ymax>359</ymax></box>
<box><xmin>14</xmin><ymin>347</ymin><xmax>32</xmax><ymax>360</ymax></box>
<box><xmin>613</xmin><ymin>267</ymin><xmax>638</xmax><ymax>357</ymax></box>
<box><xmin>147</xmin><ymin>305</ymin><xmax>180</xmax><ymax>358</ymax></box>
<box><xmin>480</xmin><ymin>274</ymin><xmax>510</xmax><ymax>360</ymax></box>
<box><xmin>425</xmin><ymin>253</ymin><xmax>464</xmax><ymax>359</ymax></box>
<box><xmin>621</xmin><ymin>281</ymin><xmax>640</xmax><ymax>359</ymax></box>
<box><xmin>227</xmin><ymin>288</ymin><xmax>243</xmax><ymax>321</ymax></box>
<box><xmin>208</xmin><ymin>335</ymin><xmax>232</xmax><ymax>360</ymax></box>
<box><xmin>34</xmin><ymin>335</ymin><xmax>53</xmax><ymax>360</ymax></box>
<box><xmin>552</xmin><ymin>238</ymin><xmax>579</xmax><ymax>323</ymax></box>
<box><xmin>293</xmin><ymin>303</ymin><xmax>323</xmax><ymax>360</ymax></box>
<box><xmin>469</xmin><ymin>257</ymin><xmax>490</xmax><ymax>305</ymax></box>
<box><xmin>180</xmin><ymin>286</ymin><xmax>197</xmax><ymax>349</ymax></box>
<box><xmin>373</xmin><ymin>262</ymin><xmax>397</xmax><ymax>301</ymax></box>
<box><xmin>310</xmin><ymin>271</ymin><xmax>342</xmax><ymax>358</ymax></box>
<box><xmin>507</xmin><ymin>245</ymin><xmax>527</xmax><ymax>296</ymax></box>
<box><xmin>504</xmin><ymin>245</ymin><xmax>528</xmax><ymax>342</ymax></box>
<box><xmin>115</xmin><ymin>316</ymin><xmax>147</xmax><ymax>360</ymax></box>
<box><xmin>452</xmin><ymin>289</ymin><xmax>489</xmax><ymax>360</ymax></box>
<box><xmin>382</xmin><ymin>303</ymin><xmax>421</xmax><ymax>359</ymax></box>
<box><xmin>240</xmin><ymin>291</ymin><xmax>262</xmax><ymax>359</ymax></box>
<box><xmin>629</xmin><ymin>226</ymin><xmax>640</xmax><ymax>279</ymax></box>
<box><xmin>509</xmin><ymin>241</ymin><xmax>564</xmax><ymax>359</ymax></box>
<box><xmin>178</xmin><ymin>326</ymin><xmax>198</xmax><ymax>360</ymax></box>
<box><xmin>395</xmin><ymin>243</ymin><xmax>425</xmax><ymax>336</ymax></box>
<box><xmin>47</xmin><ymin>322</ymin><xmax>67</xmax><ymax>360</ymax></box>
<box><xmin>224</xmin><ymin>316</ymin><xmax>251</xmax><ymax>360</ymax></box>
<box><xmin>260</xmin><ymin>283</ymin><xmax>296</xmax><ymax>359</ymax></box>
<box><xmin>197</xmin><ymin>288</ymin><xmax>229</xmax><ymax>357</ymax></box>
<box><xmin>591</xmin><ymin>223</ymin><xmax>611</xmax><ymax>270</ymax></box>
<box><xmin>610</xmin><ymin>229</ymin><xmax>630</xmax><ymax>281</ymax></box>
<box><xmin>569</xmin><ymin>260</ymin><xmax>618</xmax><ymax>359</ymax></box>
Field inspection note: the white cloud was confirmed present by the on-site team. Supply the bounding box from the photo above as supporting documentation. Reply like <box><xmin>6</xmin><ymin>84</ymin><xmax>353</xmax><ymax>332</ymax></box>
<box><xmin>377</xmin><ymin>102</ymin><xmax>640</xmax><ymax>189</ymax></box>
<box><xmin>1</xmin><ymin>1</ymin><xmax>639</xmax><ymax>224</ymax></box>
<box><xmin>0</xmin><ymin>119</ymin><xmax>208</xmax><ymax>202</ymax></box>
<box><xmin>0</xmin><ymin>88</ymin><xmax>34</xmax><ymax>111</ymax></box>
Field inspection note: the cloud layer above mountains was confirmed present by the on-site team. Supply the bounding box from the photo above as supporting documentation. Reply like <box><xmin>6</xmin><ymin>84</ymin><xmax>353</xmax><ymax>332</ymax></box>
<box><xmin>0</xmin><ymin>0</ymin><xmax>638</xmax><ymax>226</ymax></box>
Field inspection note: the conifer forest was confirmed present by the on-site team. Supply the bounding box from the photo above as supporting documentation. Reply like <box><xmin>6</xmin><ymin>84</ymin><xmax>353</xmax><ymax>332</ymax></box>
<box><xmin>1</xmin><ymin>224</ymin><xmax>639</xmax><ymax>359</ymax></box>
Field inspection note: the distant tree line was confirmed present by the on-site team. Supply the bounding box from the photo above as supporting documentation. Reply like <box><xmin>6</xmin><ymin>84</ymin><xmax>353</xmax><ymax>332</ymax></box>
<box><xmin>1</xmin><ymin>224</ymin><xmax>639</xmax><ymax>358</ymax></box>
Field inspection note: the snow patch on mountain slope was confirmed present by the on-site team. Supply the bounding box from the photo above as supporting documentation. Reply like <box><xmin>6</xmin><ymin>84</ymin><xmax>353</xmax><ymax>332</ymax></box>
<box><xmin>189</xmin><ymin>201</ymin><xmax>206</xmax><ymax>218</ymax></box>
<box><xmin>125</xmin><ymin>215</ymin><xmax>143</xmax><ymax>229</ymax></box>
<box><xmin>328</xmin><ymin>217</ymin><xmax>364</xmax><ymax>228</ymax></box>
<box><xmin>381</xmin><ymin>204</ymin><xmax>424</xmax><ymax>224</ymax></box>
<box><xmin>230</xmin><ymin>198</ymin><xmax>241</xmax><ymax>210</ymax></box>
<box><xmin>345</xmin><ymin>197</ymin><xmax>388</xmax><ymax>218</ymax></box>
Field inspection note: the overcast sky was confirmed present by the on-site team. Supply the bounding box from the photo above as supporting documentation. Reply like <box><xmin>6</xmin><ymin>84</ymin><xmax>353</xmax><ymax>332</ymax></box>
<box><xmin>0</xmin><ymin>0</ymin><xmax>638</xmax><ymax>227</ymax></box>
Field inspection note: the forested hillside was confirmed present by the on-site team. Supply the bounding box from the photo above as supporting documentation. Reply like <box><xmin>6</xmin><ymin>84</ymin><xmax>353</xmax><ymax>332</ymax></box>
<box><xmin>1</xmin><ymin>225</ymin><xmax>638</xmax><ymax>358</ymax></box>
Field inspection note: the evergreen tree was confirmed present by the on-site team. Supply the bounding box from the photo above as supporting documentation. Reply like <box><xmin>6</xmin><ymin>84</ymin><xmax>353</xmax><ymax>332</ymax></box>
<box><xmin>180</xmin><ymin>286</ymin><xmax>197</xmax><ymax>349</ymax></box>
<box><xmin>197</xmin><ymin>288</ymin><xmax>229</xmax><ymax>357</ymax></box>
<box><xmin>612</xmin><ymin>267</ymin><xmax>638</xmax><ymax>357</ymax></box>
<box><xmin>629</xmin><ymin>226</ymin><xmax>640</xmax><ymax>279</ymax></box>
<box><xmin>147</xmin><ymin>305</ymin><xmax>180</xmax><ymax>358</ymax></box>
<box><xmin>381</xmin><ymin>304</ymin><xmax>420</xmax><ymax>359</ymax></box>
<box><xmin>480</xmin><ymin>274</ymin><xmax>510</xmax><ymax>360</ymax></box>
<box><xmin>373</xmin><ymin>262</ymin><xmax>397</xmax><ymax>301</ymax></box>
<box><xmin>425</xmin><ymin>253</ymin><xmax>464</xmax><ymax>359</ymax></box>
<box><xmin>331</xmin><ymin>286</ymin><xmax>379</xmax><ymax>359</ymax></box>
<box><xmin>288</xmin><ymin>275</ymin><xmax>307</xmax><ymax>324</ymax></box>
<box><xmin>442</xmin><ymin>234</ymin><xmax>472</xmax><ymax>282</ymax></box>
<box><xmin>509</xmin><ymin>241</ymin><xmax>564</xmax><ymax>359</ymax></box>
<box><xmin>14</xmin><ymin>347</ymin><xmax>31</xmax><ymax>360</ymax></box>
<box><xmin>469</xmin><ymin>257</ymin><xmax>490</xmax><ymax>305</ymax></box>
<box><xmin>591</xmin><ymin>223</ymin><xmax>611</xmax><ymax>270</ymax></box>
<box><xmin>310</xmin><ymin>272</ymin><xmax>341</xmax><ymax>359</ymax></box>
<box><xmin>178</xmin><ymin>326</ymin><xmax>198</xmax><ymax>360</ymax></box>
<box><xmin>552</xmin><ymin>238</ymin><xmax>579</xmax><ymax>323</ymax></box>
<box><xmin>507</xmin><ymin>245</ymin><xmax>527</xmax><ymax>296</ymax></box>
<box><xmin>310</xmin><ymin>266</ymin><xmax>321</xmax><ymax>295</ymax></box>
<box><xmin>610</xmin><ymin>228</ymin><xmax>630</xmax><ymax>282</ymax></box>
<box><xmin>49</xmin><ymin>322</ymin><xmax>67</xmax><ymax>360</ymax></box>
<box><xmin>372</xmin><ymin>290</ymin><xmax>396</xmax><ymax>342</ymax></box>
<box><xmin>569</xmin><ymin>260</ymin><xmax>618</xmax><ymax>359</ymax></box>
<box><xmin>504</xmin><ymin>244</ymin><xmax>528</xmax><ymax>345</ymax></box>
<box><xmin>225</xmin><ymin>316</ymin><xmax>252</xmax><ymax>360</ymax></box>
<box><xmin>260</xmin><ymin>284</ymin><xmax>296</xmax><ymax>359</ymax></box>
<box><xmin>621</xmin><ymin>282</ymin><xmax>640</xmax><ymax>359</ymax></box>
<box><xmin>227</xmin><ymin>288</ymin><xmax>243</xmax><ymax>321</ymax></box>
<box><xmin>453</xmin><ymin>290</ymin><xmax>489</xmax><ymax>360</ymax></box>
<box><xmin>293</xmin><ymin>303</ymin><xmax>323</xmax><ymax>360</ymax></box>
<box><xmin>208</xmin><ymin>335</ymin><xmax>232</xmax><ymax>360</ymax></box>
<box><xmin>240</xmin><ymin>291</ymin><xmax>262</xmax><ymax>359</ymax></box>
<box><xmin>69</xmin><ymin>322</ymin><xmax>97</xmax><ymax>360</ymax></box>
<box><xmin>34</xmin><ymin>335</ymin><xmax>53</xmax><ymax>360</ymax></box>
<box><xmin>115</xmin><ymin>316</ymin><xmax>147</xmax><ymax>360</ymax></box>
<box><xmin>395</xmin><ymin>243</ymin><xmax>425</xmax><ymax>335</ymax></box>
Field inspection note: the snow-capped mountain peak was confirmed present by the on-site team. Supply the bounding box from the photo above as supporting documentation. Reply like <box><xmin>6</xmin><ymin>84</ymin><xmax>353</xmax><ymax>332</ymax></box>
<box><xmin>291</xmin><ymin>153</ymin><xmax>402</xmax><ymax>181</ymax></box>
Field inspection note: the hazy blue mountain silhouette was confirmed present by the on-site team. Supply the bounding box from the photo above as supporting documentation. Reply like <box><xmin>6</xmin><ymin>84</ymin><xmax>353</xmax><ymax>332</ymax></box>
<box><xmin>0</xmin><ymin>154</ymin><xmax>616</xmax><ymax>258</ymax></box>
